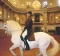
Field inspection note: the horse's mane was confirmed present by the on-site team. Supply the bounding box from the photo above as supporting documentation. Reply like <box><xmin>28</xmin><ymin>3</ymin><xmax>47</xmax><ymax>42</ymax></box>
<box><xmin>6</xmin><ymin>20</ymin><xmax>22</xmax><ymax>31</ymax></box>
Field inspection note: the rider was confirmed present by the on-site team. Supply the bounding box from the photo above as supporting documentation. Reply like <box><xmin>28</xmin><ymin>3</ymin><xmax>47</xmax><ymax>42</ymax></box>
<box><xmin>20</xmin><ymin>11</ymin><xmax>33</xmax><ymax>50</ymax></box>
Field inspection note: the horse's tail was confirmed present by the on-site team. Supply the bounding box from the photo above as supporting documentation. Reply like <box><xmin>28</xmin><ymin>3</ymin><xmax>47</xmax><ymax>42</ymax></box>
<box><xmin>47</xmin><ymin>36</ymin><xmax>59</xmax><ymax>56</ymax></box>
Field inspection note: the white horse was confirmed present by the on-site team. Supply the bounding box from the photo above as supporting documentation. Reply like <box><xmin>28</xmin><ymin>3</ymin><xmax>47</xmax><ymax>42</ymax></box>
<box><xmin>4</xmin><ymin>20</ymin><xmax>59</xmax><ymax>56</ymax></box>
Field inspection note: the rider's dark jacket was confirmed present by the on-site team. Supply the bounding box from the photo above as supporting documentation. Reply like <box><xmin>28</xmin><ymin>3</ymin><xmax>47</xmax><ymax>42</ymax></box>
<box><xmin>24</xmin><ymin>16</ymin><xmax>33</xmax><ymax>36</ymax></box>
<box><xmin>25</xmin><ymin>16</ymin><xmax>33</xmax><ymax>30</ymax></box>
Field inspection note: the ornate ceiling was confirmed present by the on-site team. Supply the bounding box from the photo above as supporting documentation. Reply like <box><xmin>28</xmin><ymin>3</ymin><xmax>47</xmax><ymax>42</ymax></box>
<box><xmin>5</xmin><ymin>0</ymin><xmax>42</xmax><ymax>9</ymax></box>
<box><xmin>1</xmin><ymin>0</ymin><xmax>60</xmax><ymax>12</ymax></box>
<box><xmin>6</xmin><ymin>0</ymin><xmax>58</xmax><ymax>8</ymax></box>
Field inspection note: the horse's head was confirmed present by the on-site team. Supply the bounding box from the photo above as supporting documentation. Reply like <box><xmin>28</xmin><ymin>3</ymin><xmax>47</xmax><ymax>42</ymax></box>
<box><xmin>4</xmin><ymin>20</ymin><xmax>23</xmax><ymax>36</ymax></box>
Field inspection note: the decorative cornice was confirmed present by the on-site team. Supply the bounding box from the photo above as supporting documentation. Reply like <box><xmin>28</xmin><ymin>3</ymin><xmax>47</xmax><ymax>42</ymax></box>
<box><xmin>47</xmin><ymin>7</ymin><xmax>60</xmax><ymax>12</ymax></box>
<box><xmin>33</xmin><ymin>22</ymin><xmax>43</xmax><ymax>25</ymax></box>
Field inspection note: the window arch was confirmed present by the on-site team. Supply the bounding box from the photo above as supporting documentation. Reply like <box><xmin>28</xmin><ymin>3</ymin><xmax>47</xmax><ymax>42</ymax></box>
<box><xmin>42</xmin><ymin>1</ymin><xmax>47</xmax><ymax>7</ymax></box>
<box><xmin>58</xmin><ymin>0</ymin><xmax>60</xmax><ymax>6</ymax></box>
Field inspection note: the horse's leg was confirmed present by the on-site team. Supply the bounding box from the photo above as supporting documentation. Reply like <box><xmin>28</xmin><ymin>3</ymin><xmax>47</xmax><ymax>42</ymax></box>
<box><xmin>40</xmin><ymin>48</ymin><xmax>47</xmax><ymax>56</ymax></box>
<box><xmin>19</xmin><ymin>46</ymin><xmax>23</xmax><ymax>56</ymax></box>
<box><xmin>9</xmin><ymin>44</ymin><xmax>18</xmax><ymax>56</ymax></box>
<box><xmin>36</xmin><ymin>52</ymin><xmax>42</xmax><ymax>56</ymax></box>
<box><xmin>36</xmin><ymin>47</ymin><xmax>42</xmax><ymax>56</ymax></box>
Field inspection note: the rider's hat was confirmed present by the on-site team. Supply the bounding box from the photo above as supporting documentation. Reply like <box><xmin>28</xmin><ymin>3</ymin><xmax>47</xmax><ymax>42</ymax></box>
<box><xmin>27</xmin><ymin>11</ymin><xmax>32</xmax><ymax>16</ymax></box>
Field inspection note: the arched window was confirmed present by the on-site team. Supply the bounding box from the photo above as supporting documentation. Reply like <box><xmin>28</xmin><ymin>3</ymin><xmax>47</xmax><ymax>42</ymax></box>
<box><xmin>58</xmin><ymin>0</ymin><xmax>60</xmax><ymax>6</ymax></box>
<box><xmin>42</xmin><ymin>1</ymin><xmax>47</xmax><ymax>7</ymax></box>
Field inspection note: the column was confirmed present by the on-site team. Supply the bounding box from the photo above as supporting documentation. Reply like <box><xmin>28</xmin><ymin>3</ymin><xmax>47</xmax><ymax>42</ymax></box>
<box><xmin>3</xmin><ymin>6</ymin><xmax>8</xmax><ymax>21</ymax></box>
<box><xmin>43</xmin><ymin>12</ymin><xmax>48</xmax><ymax>32</ymax></box>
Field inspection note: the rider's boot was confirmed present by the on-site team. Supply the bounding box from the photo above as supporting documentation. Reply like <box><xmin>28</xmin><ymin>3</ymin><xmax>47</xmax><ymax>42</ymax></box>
<box><xmin>20</xmin><ymin>35</ymin><xmax>30</xmax><ymax>50</ymax></box>
<box><xmin>24</xmin><ymin>40</ymin><xmax>30</xmax><ymax>50</ymax></box>
<box><xmin>24</xmin><ymin>36</ymin><xmax>30</xmax><ymax>50</ymax></box>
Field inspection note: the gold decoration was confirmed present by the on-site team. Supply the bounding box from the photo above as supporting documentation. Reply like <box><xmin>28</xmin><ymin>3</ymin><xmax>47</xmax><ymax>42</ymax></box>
<box><xmin>32</xmin><ymin>0</ymin><xmax>41</xmax><ymax>9</ymax></box>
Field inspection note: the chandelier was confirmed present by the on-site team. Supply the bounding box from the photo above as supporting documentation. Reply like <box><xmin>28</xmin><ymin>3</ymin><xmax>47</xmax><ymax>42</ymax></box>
<box><xmin>32</xmin><ymin>0</ymin><xmax>41</xmax><ymax>9</ymax></box>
